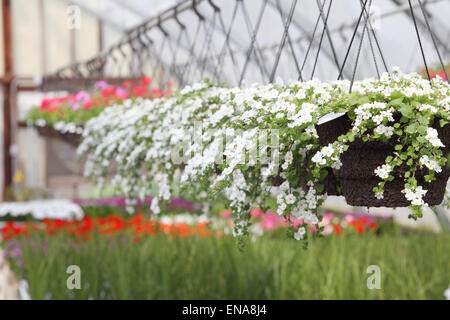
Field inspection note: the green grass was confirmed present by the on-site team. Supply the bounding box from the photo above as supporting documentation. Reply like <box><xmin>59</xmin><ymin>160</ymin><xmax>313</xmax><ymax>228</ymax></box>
<box><xmin>5</xmin><ymin>231</ymin><xmax>450</xmax><ymax>300</ymax></box>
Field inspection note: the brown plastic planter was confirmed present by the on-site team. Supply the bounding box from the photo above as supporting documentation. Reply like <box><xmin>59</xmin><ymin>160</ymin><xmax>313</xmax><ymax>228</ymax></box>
<box><xmin>316</xmin><ymin>113</ymin><xmax>450</xmax><ymax>207</ymax></box>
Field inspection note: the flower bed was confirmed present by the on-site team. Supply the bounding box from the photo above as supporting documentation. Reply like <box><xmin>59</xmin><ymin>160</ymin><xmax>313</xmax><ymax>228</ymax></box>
<box><xmin>78</xmin><ymin>68</ymin><xmax>450</xmax><ymax>243</ymax></box>
<box><xmin>1</xmin><ymin>213</ymin><xmax>217</xmax><ymax>242</ymax></box>
<box><xmin>2</xmin><ymin>228</ymin><xmax>449</xmax><ymax>299</ymax></box>
<box><xmin>0</xmin><ymin>200</ymin><xmax>84</xmax><ymax>222</ymax></box>
<box><xmin>1</xmin><ymin>209</ymin><xmax>389</xmax><ymax>242</ymax></box>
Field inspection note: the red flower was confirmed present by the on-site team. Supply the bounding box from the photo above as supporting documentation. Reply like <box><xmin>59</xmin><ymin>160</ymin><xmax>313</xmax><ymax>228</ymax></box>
<box><xmin>82</xmin><ymin>100</ymin><xmax>92</xmax><ymax>110</ymax></box>
<box><xmin>133</xmin><ymin>86</ymin><xmax>147</xmax><ymax>97</ymax></box>
<box><xmin>368</xmin><ymin>222</ymin><xmax>377</xmax><ymax>230</ymax></box>
<box><xmin>122</xmin><ymin>80</ymin><xmax>132</xmax><ymax>89</ymax></box>
<box><xmin>141</xmin><ymin>76</ymin><xmax>152</xmax><ymax>86</ymax></box>
<box><xmin>151</xmin><ymin>88</ymin><xmax>163</xmax><ymax>98</ymax></box>
<box><xmin>333</xmin><ymin>223</ymin><xmax>342</xmax><ymax>235</ymax></box>
<box><xmin>101</xmin><ymin>86</ymin><xmax>116</xmax><ymax>97</ymax></box>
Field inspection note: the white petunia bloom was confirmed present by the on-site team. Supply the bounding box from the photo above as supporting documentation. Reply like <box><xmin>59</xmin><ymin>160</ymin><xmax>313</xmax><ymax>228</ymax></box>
<box><xmin>374</xmin><ymin>164</ymin><xmax>392</xmax><ymax>180</ymax></box>
<box><xmin>419</xmin><ymin>155</ymin><xmax>442</xmax><ymax>173</ymax></box>
<box><xmin>425</xmin><ymin>128</ymin><xmax>445</xmax><ymax>148</ymax></box>
<box><xmin>374</xmin><ymin>124</ymin><xmax>394</xmax><ymax>138</ymax></box>
<box><xmin>294</xmin><ymin>227</ymin><xmax>306</xmax><ymax>240</ymax></box>
<box><xmin>285</xmin><ymin>194</ymin><xmax>296</xmax><ymax>205</ymax></box>
<box><xmin>404</xmin><ymin>186</ymin><xmax>427</xmax><ymax>206</ymax></box>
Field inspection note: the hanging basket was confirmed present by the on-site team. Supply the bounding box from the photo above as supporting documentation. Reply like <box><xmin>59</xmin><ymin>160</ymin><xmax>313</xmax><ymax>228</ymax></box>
<box><xmin>316</xmin><ymin>113</ymin><xmax>450</xmax><ymax>207</ymax></box>
<box><xmin>35</xmin><ymin>126</ymin><xmax>81</xmax><ymax>147</ymax></box>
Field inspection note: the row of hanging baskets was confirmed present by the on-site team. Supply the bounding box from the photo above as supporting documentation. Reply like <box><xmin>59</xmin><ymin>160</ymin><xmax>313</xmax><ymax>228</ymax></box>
<box><xmin>76</xmin><ymin>69</ymin><xmax>450</xmax><ymax>241</ymax></box>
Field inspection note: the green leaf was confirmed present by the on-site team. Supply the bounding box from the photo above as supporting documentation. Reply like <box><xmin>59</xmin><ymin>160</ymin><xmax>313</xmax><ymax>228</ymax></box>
<box><xmin>398</xmin><ymin>104</ymin><xmax>414</xmax><ymax>118</ymax></box>
<box><xmin>315</xmin><ymin>184</ymin><xmax>324</xmax><ymax>194</ymax></box>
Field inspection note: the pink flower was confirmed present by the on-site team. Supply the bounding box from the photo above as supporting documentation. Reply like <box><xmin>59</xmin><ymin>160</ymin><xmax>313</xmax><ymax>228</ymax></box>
<box><xmin>114</xmin><ymin>87</ymin><xmax>128</xmax><ymax>100</ymax></box>
<box><xmin>95</xmin><ymin>80</ymin><xmax>109</xmax><ymax>90</ymax></box>
<box><xmin>250</xmin><ymin>208</ymin><xmax>264</xmax><ymax>218</ymax></box>
<box><xmin>72</xmin><ymin>102</ymin><xmax>80</xmax><ymax>111</ymax></box>
<box><xmin>261</xmin><ymin>212</ymin><xmax>282</xmax><ymax>230</ymax></box>
<box><xmin>219</xmin><ymin>210</ymin><xmax>232</xmax><ymax>218</ymax></box>
<box><xmin>75</xmin><ymin>90</ymin><xmax>90</xmax><ymax>102</ymax></box>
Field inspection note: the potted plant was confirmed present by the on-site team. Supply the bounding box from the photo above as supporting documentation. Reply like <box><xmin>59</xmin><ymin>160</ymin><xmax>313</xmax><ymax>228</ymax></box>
<box><xmin>316</xmin><ymin>112</ymin><xmax>449</xmax><ymax>208</ymax></box>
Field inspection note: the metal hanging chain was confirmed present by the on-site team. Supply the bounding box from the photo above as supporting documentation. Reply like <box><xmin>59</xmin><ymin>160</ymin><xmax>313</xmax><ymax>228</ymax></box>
<box><xmin>408</xmin><ymin>0</ymin><xmax>431</xmax><ymax>81</ymax></box>
<box><xmin>272</xmin><ymin>0</ymin><xmax>342</xmax><ymax>80</ymax></box>
<box><xmin>239</xmin><ymin>0</ymin><xmax>269</xmax><ymax>85</ymax></box>
<box><xmin>187</xmin><ymin>21</ymin><xmax>211</xmax><ymax>84</ymax></box>
<box><xmin>274</xmin><ymin>0</ymin><xmax>303</xmax><ymax>81</ymax></box>
<box><xmin>184</xmin><ymin>1</ymin><xmax>208</xmax><ymax>84</ymax></box>
<box><xmin>310</xmin><ymin>0</ymin><xmax>333</xmax><ymax>80</ymax></box>
<box><xmin>240</xmin><ymin>0</ymin><xmax>270</xmax><ymax>82</ymax></box>
<box><xmin>417</xmin><ymin>0</ymin><xmax>449</xmax><ymax>83</ymax></box>
<box><xmin>315</xmin><ymin>0</ymin><xmax>341</xmax><ymax>75</ymax></box>
<box><xmin>359</xmin><ymin>0</ymin><xmax>389</xmax><ymax>74</ymax></box>
<box><xmin>157</xmin><ymin>20</ymin><xmax>181</xmax><ymax>86</ymax></box>
<box><xmin>165</xmin><ymin>26</ymin><xmax>184</xmax><ymax>83</ymax></box>
<box><xmin>269</xmin><ymin>0</ymin><xmax>298</xmax><ymax>82</ymax></box>
<box><xmin>337</xmin><ymin>0</ymin><xmax>368</xmax><ymax>80</ymax></box>
<box><xmin>359</xmin><ymin>0</ymin><xmax>380</xmax><ymax>78</ymax></box>
<box><xmin>206</xmin><ymin>9</ymin><xmax>230</xmax><ymax>84</ymax></box>
<box><xmin>199</xmin><ymin>10</ymin><xmax>218</xmax><ymax>79</ymax></box>
<box><xmin>155</xmin><ymin>34</ymin><xmax>169</xmax><ymax>87</ymax></box>
<box><xmin>176</xmin><ymin>28</ymin><xmax>192</xmax><ymax>86</ymax></box>
<box><xmin>168</xmin><ymin>8</ymin><xmax>188</xmax><ymax>83</ymax></box>
<box><xmin>349</xmin><ymin>0</ymin><xmax>372</xmax><ymax>92</ymax></box>
<box><xmin>213</xmin><ymin>1</ymin><xmax>241</xmax><ymax>84</ymax></box>
<box><xmin>117</xmin><ymin>43</ymin><xmax>129</xmax><ymax>77</ymax></box>
<box><xmin>180</xmin><ymin>18</ymin><xmax>203</xmax><ymax>85</ymax></box>
<box><xmin>299</xmin><ymin>0</ymin><xmax>325</xmax><ymax>80</ymax></box>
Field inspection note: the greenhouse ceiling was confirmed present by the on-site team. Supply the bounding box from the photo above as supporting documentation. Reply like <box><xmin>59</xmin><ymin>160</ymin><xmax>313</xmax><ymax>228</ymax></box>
<box><xmin>48</xmin><ymin>0</ymin><xmax>450</xmax><ymax>89</ymax></box>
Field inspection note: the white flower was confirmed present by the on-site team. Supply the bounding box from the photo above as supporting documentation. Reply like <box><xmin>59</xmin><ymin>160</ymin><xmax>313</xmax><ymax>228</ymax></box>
<box><xmin>150</xmin><ymin>197</ymin><xmax>160</xmax><ymax>214</ymax></box>
<box><xmin>285</xmin><ymin>194</ymin><xmax>296</xmax><ymax>205</ymax></box>
<box><xmin>418</xmin><ymin>104</ymin><xmax>437</xmax><ymax>113</ymax></box>
<box><xmin>375</xmin><ymin>191</ymin><xmax>384</xmax><ymax>200</ymax></box>
<box><xmin>444</xmin><ymin>286</ymin><xmax>450</xmax><ymax>300</ymax></box>
<box><xmin>374</xmin><ymin>164</ymin><xmax>392</xmax><ymax>180</ymax></box>
<box><xmin>310</xmin><ymin>215</ymin><xmax>319</xmax><ymax>225</ymax></box>
<box><xmin>419</xmin><ymin>155</ymin><xmax>442</xmax><ymax>173</ymax></box>
<box><xmin>277</xmin><ymin>202</ymin><xmax>287</xmax><ymax>215</ymax></box>
<box><xmin>426</xmin><ymin>128</ymin><xmax>445</xmax><ymax>148</ymax></box>
<box><xmin>294</xmin><ymin>227</ymin><xmax>306</xmax><ymax>240</ymax></box>
<box><xmin>404</xmin><ymin>186</ymin><xmax>427</xmax><ymax>206</ymax></box>
<box><xmin>321</xmin><ymin>145</ymin><xmax>334</xmax><ymax>157</ymax></box>
<box><xmin>311</xmin><ymin>152</ymin><xmax>326</xmax><ymax>165</ymax></box>
<box><xmin>374</xmin><ymin>125</ymin><xmax>394</xmax><ymax>137</ymax></box>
